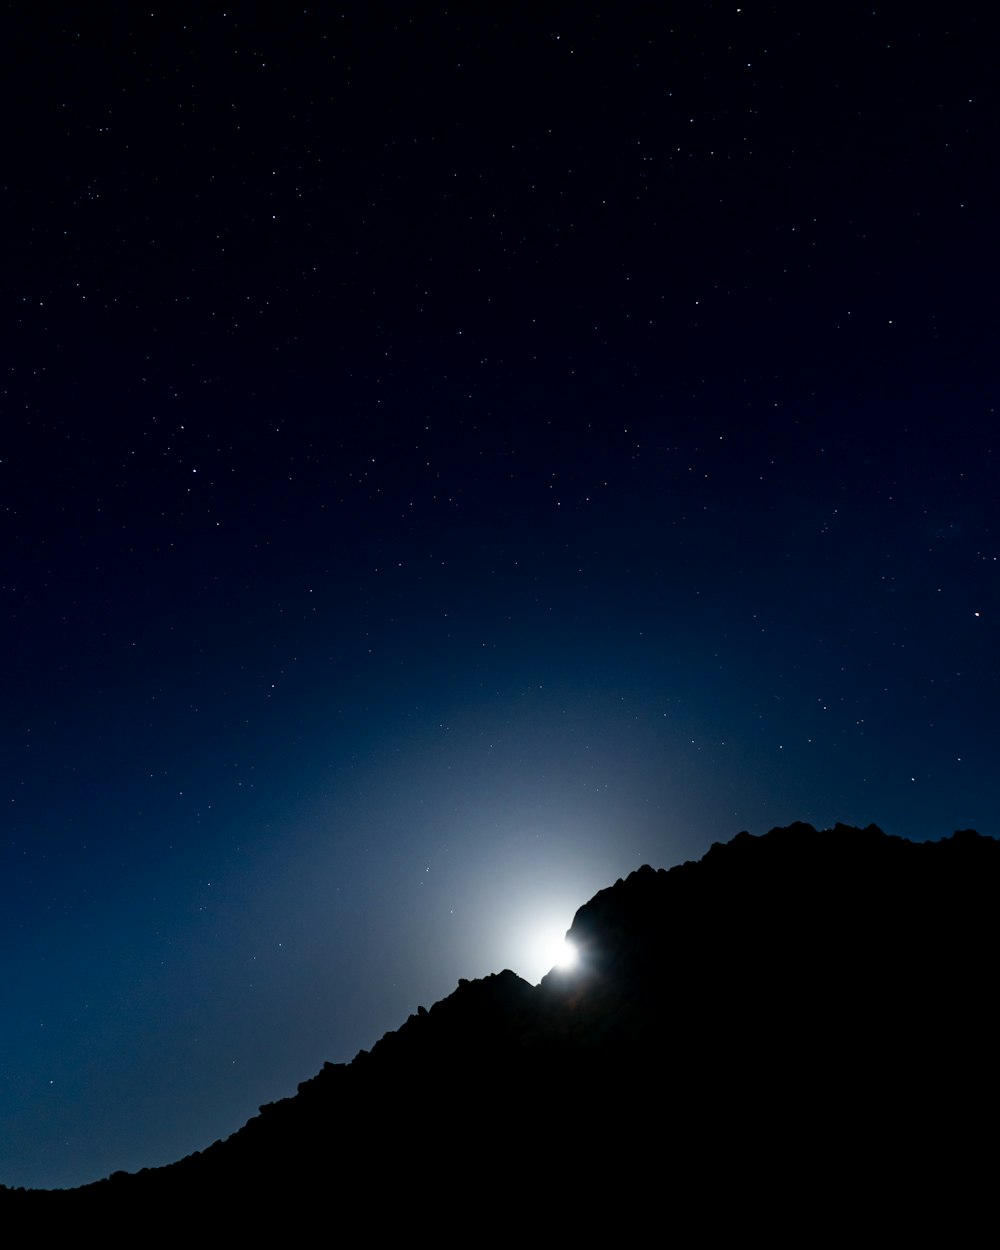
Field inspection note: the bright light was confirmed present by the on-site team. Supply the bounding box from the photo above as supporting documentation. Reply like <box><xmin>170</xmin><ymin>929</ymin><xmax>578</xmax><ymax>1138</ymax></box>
<box><xmin>500</xmin><ymin>905</ymin><xmax>582</xmax><ymax>984</ymax></box>
<box><xmin>553</xmin><ymin>936</ymin><xmax>578</xmax><ymax>971</ymax></box>
<box><xmin>533</xmin><ymin>927</ymin><xmax>578</xmax><ymax>976</ymax></box>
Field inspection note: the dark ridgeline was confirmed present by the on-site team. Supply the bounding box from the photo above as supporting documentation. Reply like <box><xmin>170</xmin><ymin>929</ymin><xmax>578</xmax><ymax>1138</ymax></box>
<box><xmin>4</xmin><ymin>822</ymin><xmax>996</xmax><ymax>1234</ymax></box>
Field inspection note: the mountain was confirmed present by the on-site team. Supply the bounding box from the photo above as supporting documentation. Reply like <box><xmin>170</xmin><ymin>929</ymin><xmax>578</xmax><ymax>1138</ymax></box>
<box><xmin>4</xmin><ymin>822</ymin><xmax>997</xmax><ymax>1235</ymax></box>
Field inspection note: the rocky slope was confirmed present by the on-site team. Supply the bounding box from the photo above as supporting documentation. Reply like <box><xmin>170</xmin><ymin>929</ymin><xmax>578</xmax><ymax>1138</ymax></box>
<box><xmin>5</xmin><ymin>822</ymin><xmax>996</xmax><ymax>1234</ymax></box>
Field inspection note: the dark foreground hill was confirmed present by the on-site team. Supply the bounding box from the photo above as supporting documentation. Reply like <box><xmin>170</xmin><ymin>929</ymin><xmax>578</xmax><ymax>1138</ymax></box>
<box><xmin>4</xmin><ymin>822</ymin><xmax>997</xmax><ymax>1235</ymax></box>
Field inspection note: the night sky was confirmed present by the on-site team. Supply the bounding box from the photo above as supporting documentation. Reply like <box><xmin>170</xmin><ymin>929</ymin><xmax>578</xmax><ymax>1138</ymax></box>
<box><xmin>3</xmin><ymin>4</ymin><xmax>997</xmax><ymax>1189</ymax></box>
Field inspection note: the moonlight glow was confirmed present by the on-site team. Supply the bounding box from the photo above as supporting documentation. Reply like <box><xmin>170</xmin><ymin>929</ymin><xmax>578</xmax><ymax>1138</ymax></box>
<box><xmin>520</xmin><ymin>925</ymin><xmax>578</xmax><ymax>982</ymax></box>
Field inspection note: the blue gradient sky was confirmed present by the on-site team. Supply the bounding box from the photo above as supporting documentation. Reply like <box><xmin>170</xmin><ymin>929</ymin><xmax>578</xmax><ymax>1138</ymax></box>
<box><xmin>2</xmin><ymin>4</ymin><xmax>996</xmax><ymax>1188</ymax></box>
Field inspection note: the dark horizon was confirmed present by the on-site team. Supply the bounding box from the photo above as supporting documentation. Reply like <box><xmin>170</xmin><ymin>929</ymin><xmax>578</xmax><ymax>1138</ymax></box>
<box><xmin>3</xmin><ymin>4</ymin><xmax>996</xmax><ymax>1190</ymax></box>
<box><xmin>6</xmin><ymin>819</ymin><xmax>997</xmax><ymax>1218</ymax></box>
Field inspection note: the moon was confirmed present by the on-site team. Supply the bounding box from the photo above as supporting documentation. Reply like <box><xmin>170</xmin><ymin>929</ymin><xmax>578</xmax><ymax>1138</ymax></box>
<box><xmin>524</xmin><ymin>924</ymin><xmax>578</xmax><ymax>981</ymax></box>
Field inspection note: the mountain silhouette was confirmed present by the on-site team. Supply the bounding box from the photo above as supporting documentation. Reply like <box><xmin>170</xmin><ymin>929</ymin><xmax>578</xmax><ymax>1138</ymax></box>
<box><xmin>4</xmin><ymin>821</ymin><xmax>996</xmax><ymax>1235</ymax></box>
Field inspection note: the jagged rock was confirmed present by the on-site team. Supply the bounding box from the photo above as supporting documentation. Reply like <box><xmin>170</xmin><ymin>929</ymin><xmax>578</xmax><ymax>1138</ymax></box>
<box><xmin>4</xmin><ymin>822</ymin><xmax>997</xmax><ymax>1235</ymax></box>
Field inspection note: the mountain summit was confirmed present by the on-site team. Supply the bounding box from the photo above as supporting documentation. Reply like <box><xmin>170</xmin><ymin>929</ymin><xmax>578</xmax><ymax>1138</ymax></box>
<box><xmin>5</xmin><ymin>821</ymin><xmax>996</xmax><ymax>1233</ymax></box>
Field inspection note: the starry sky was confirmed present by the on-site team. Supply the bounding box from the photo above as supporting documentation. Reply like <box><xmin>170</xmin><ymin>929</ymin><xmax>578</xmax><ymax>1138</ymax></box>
<box><xmin>3</xmin><ymin>4</ymin><xmax>997</xmax><ymax>1189</ymax></box>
